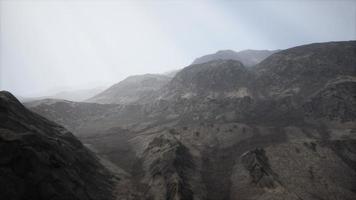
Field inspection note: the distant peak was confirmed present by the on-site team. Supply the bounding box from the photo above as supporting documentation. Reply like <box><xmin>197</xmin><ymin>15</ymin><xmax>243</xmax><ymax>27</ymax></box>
<box><xmin>216</xmin><ymin>49</ymin><xmax>237</xmax><ymax>54</ymax></box>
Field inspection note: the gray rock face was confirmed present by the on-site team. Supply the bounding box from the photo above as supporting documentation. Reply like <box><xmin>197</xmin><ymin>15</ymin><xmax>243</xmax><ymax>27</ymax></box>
<box><xmin>24</xmin><ymin>41</ymin><xmax>356</xmax><ymax>200</ymax></box>
<box><xmin>192</xmin><ymin>49</ymin><xmax>279</xmax><ymax>66</ymax></box>
<box><xmin>87</xmin><ymin>74</ymin><xmax>171</xmax><ymax>105</ymax></box>
<box><xmin>0</xmin><ymin>91</ymin><xmax>115</xmax><ymax>200</ymax></box>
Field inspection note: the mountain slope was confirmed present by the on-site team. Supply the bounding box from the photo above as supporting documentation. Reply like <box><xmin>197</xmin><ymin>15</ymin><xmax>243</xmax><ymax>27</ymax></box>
<box><xmin>192</xmin><ymin>49</ymin><xmax>279</xmax><ymax>66</ymax></box>
<box><xmin>0</xmin><ymin>91</ymin><xmax>115</xmax><ymax>200</ymax></box>
<box><xmin>254</xmin><ymin>41</ymin><xmax>356</xmax><ymax>99</ymax></box>
<box><xmin>87</xmin><ymin>74</ymin><xmax>171</xmax><ymax>104</ymax></box>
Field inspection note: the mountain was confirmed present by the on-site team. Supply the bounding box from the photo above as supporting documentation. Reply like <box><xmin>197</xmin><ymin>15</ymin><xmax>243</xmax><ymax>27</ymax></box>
<box><xmin>192</xmin><ymin>49</ymin><xmax>279</xmax><ymax>66</ymax></box>
<box><xmin>26</xmin><ymin>41</ymin><xmax>356</xmax><ymax>200</ymax></box>
<box><xmin>19</xmin><ymin>86</ymin><xmax>106</xmax><ymax>103</ymax></box>
<box><xmin>87</xmin><ymin>74</ymin><xmax>171</xmax><ymax>104</ymax></box>
<box><xmin>0</xmin><ymin>91</ymin><xmax>117</xmax><ymax>200</ymax></box>
<box><xmin>49</xmin><ymin>87</ymin><xmax>107</xmax><ymax>102</ymax></box>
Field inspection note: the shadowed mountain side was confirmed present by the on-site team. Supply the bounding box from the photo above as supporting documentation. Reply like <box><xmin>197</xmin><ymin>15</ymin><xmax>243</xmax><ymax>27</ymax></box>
<box><xmin>0</xmin><ymin>91</ymin><xmax>117</xmax><ymax>200</ymax></box>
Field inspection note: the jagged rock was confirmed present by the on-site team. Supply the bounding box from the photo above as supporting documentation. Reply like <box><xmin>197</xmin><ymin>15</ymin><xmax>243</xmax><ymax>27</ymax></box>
<box><xmin>142</xmin><ymin>134</ymin><xmax>197</xmax><ymax>200</ymax></box>
<box><xmin>241</xmin><ymin>148</ymin><xmax>278</xmax><ymax>188</ymax></box>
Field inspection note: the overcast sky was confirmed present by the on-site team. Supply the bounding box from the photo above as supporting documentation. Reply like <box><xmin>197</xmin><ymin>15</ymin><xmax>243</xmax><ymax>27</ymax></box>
<box><xmin>1</xmin><ymin>0</ymin><xmax>355</xmax><ymax>97</ymax></box>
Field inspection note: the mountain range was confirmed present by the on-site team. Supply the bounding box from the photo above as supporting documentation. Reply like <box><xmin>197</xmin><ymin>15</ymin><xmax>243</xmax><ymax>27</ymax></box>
<box><xmin>1</xmin><ymin>41</ymin><xmax>356</xmax><ymax>200</ymax></box>
<box><xmin>85</xmin><ymin>49</ymin><xmax>278</xmax><ymax>105</ymax></box>
<box><xmin>19</xmin><ymin>86</ymin><xmax>106</xmax><ymax>103</ymax></box>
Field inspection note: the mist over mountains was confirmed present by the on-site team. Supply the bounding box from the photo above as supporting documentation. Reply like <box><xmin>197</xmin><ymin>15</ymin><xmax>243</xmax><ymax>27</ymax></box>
<box><xmin>1</xmin><ymin>40</ymin><xmax>355</xmax><ymax>200</ymax></box>
<box><xmin>20</xmin><ymin>48</ymin><xmax>277</xmax><ymax>104</ymax></box>
<box><xmin>19</xmin><ymin>86</ymin><xmax>107</xmax><ymax>103</ymax></box>
<box><xmin>85</xmin><ymin>48</ymin><xmax>279</xmax><ymax>105</ymax></box>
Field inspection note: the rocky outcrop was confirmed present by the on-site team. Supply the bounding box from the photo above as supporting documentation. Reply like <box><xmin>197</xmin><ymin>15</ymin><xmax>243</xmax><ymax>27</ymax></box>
<box><xmin>142</xmin><ymin>135</ymin><xmax>196</xmax><ymax>200</ymax></box>
<box><xmin>241</xmin><ymin>148</ymin><xmax>279</xmax><ymax>188</ymax></box>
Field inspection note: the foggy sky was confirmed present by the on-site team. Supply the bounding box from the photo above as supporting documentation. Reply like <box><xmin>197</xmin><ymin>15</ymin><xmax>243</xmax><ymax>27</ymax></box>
<box><xmin>1</xmin><ymin>0</ymin><xmax>355</xmax><ymax>97</ymax></box>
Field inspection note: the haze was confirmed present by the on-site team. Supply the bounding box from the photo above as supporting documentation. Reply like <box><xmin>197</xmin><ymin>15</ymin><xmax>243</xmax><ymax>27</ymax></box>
<box><xmin>1</xmin><ymin>0</ymin><xmax>355</xmax><ymax>97</ymax></box>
